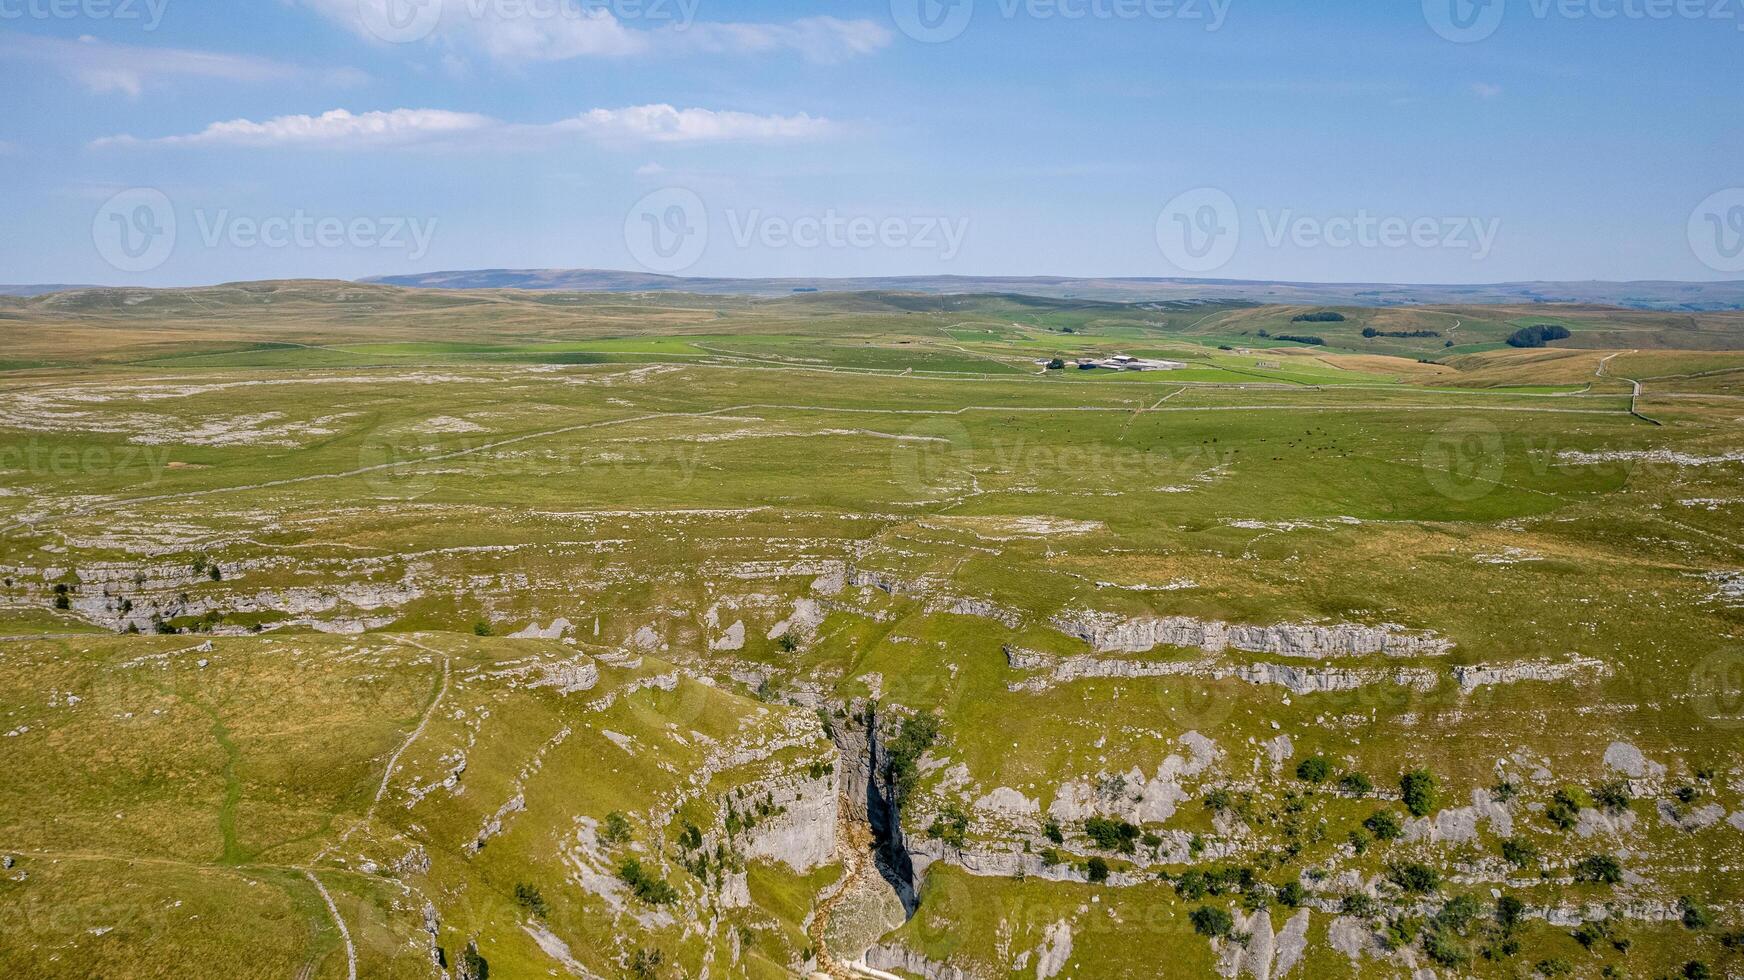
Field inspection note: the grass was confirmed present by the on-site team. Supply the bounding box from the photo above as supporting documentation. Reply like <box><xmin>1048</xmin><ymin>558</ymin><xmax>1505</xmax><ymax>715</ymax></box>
<box><xmin>2</xmin><ymin>284</ymin><xmax>1743</xmax><ymax>977</ymax></box>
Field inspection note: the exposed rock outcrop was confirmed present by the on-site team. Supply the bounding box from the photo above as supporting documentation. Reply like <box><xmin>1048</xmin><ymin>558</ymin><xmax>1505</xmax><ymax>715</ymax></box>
<box><xmin>1052</xmin><ymin>612</ymin><xmax>1453</xmax><ymax>659</ymax></box>
<box><xmin>1453</xmin><ymin>655</ymin><xmax>1612</xmax><ymax>692</ymax></box>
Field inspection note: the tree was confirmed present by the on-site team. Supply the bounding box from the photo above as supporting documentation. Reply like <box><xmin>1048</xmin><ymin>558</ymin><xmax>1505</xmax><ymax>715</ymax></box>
<box><xmin>1295</xmin><ymin>757</ymin><xmax>1332</xmax><ymax>784</ymax></box>
<box><xmin>1338</xmin><ymin>772</ymin><xmax>1374</xmax><ymax>796</ymax></box>
<box><xmin>927</xmin><ymin>804</ymin><xmax>970</xmax><ymax>849</ymax></box>
<box><xmin>602</xmin><ymin>811</ymin><xmax>633</xmax><ymax>845</ymax></box>
<box><xmin>1501</xmin><ymin>837</ymin><xmax>1539</xmax><ymax>868</ymax></box>
<box><xmin>1277</xmin><ymin>881</ymin><xmax>1306</xmax><ymax>907</ymax></box>
<box><xmin>1680</xmin><ymin>896</ymin><xmax>1713</xmax><ymax>930</ymax></box>
<box><xmin>1506</xmin><ymin>324</ymin><xmax>1572</xmax><ymax>349</ymax></box>
<box><xmin>1085</xmin><ymin>856</ymin><xmax>1110</xmax><ymax>883</ymax></box>
<box><xmin>887</xmin><ymin>713</ymin><xmax>941</xmax><ymax>804</ymax></box>
<box><xmin>1190</xmin><ymin>905</ymin><xmax>1235</xmax><ymax>938</ymax></box>
<box><xmin>473</xmin><ymin>620</ymin><xmax>493</xmax><ymax>636</ymax></box>
<box><xmin>1400</xmin><ymin>770</ymin><xmax>1437</xmax><ymax>817</ymax></box>
<box><xmin>1573</xmin><ymin>854</ymin><xmax>1623</xmax><ymax>885</ymax></box>
<box><xmin>1388</xmin><ymin>862</ymin><xmax>1441</xmax><ymax>895</ymax></box>
<box><xmin>1043</xmin><ymin>819</ymin><xmax>1064</xmax><ymax>844</ymax></box>
<box><xmin>1047</xmin><ymin>358</ymin><xmax>1065</xmax><ymax>370</ymax></box>
<box><xmin>1364</xmin><ymin>810</ymin><xmax>1404</xmax><ymax>841</ymax></box>
<box><xmin>1591</xmin><ymin>781</ymin><xmax>1630</xmax><ymax>815</ymax></box>
<box><xmin>1496</xmin><ymin>895</ymin><xmax>1525</xmax><ymax>931</ymax></box>
<box><xmin>1084</xmin><ymin>816</ymin><xmax>1140</xmax><ymax>854</ymax></box>
<box><xmin>513</xmin><ymin>882</ymin><xmax>549</xmax><ymax>919</ymax></box>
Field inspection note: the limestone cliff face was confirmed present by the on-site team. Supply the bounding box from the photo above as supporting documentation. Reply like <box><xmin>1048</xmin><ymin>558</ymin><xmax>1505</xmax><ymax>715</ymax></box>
<box><xmin>864</xmin><ymin>943</ymin><xmax>980</xmax><ymax>980</ymax></box>
<box><xmin>740</xmin><ymin>766</ymin><xmax>839</xmax><ymax>873</ymax></box>
<box><xmin>1006</xmin><ymin>646</ymin><xmax>1438</xmax><ymax>696</ymax></box>
<box><xmin>1052</xmin><ymin>613</ymin><xmax>1452</xmax><ymax>659</ymax></box>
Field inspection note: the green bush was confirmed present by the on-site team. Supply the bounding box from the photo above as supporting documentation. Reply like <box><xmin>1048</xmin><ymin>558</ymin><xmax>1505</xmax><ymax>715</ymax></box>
<box><xmin>1500</xmin><ymin>838</ymin><xmax>1539</xmax><ymax>868</ymax></box>
<box><xmin>1084</xmin><ymin>816</ymin><xmax>1140</xmax><ymax>854</ymax></box>
<box><xmin>1364</xmin><ymin>810</ymin><xmax>1404</xmax><ymax>841</ymax></box>
<box><xmin>514</xmin><ymin>882</ymin><xmax>549</xmax><ymax>919</ymax></box>
<box><xmin>1295</xmin><ymin>757</ymin><xmax>1333</xmax><ymax>784</ymax></box>
<box><xmin>1085</xmin><ymin>856</ymin><xmax>1110</xmax><ymax>883</ymax></box>
<box><xmin>602</xmin><ymin>811</ymin><xmax>632</xmax><ymax>845</ymax></box>
<box><xmin>1189</xmin><ymin>905</ymin><xmax>1235</xmax><ymax>938</ymax></box>
<box><xmin>887</xmin><ymin>713</ymin><xmax>941</xmax><ymax>804</ymax></box>
<box><xmin>1338</xmin><ymin>772</ymin><xmax>1374</xmax><ymax>796</ymax></box>
<box><xmin>618</xmin><ymin>858</ymin><xmax>679</xmax><ymax>905</ymax></box>
<box><xmin>1573</xmin><ymin>854</ymin><xmax>1623</xmax><ymax>885</ymax></box>
<box><xmin>927</xmin><ymin>804</ymin><xmax>970</xmax><ymax>849</ymax></box>
<box><xmin>1387</xmin><ymin>861</ymin><xmax>1441</xmax><ymax>894</ymax></box>
<box><xmin>1400</xmin><ymin>770</ymin><xmax>1437</xmax><ymax>817</ymax></box>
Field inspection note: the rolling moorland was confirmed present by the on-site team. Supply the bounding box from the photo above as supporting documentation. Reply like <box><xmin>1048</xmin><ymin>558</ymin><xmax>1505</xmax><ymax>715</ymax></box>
<box><xmin>359</xmin><ymin>270</ymin><xmax>1744</xmax><ymax>313</ymax></box>
<box><xmin>3</xmin><ymin>281</ymin><xmax>1744</xmax><ymax>978</ymax></box>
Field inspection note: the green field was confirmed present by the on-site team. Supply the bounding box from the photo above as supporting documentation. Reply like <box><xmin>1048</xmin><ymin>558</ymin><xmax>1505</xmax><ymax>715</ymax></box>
<box><xmin>2</xmin><ymin>283</ymin><xmax>1743</xmax><ymax>978</ymax></box>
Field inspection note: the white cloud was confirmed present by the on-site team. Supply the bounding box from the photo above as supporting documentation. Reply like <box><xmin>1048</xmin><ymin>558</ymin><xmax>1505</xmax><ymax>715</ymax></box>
<box><xmin>1472</xmin><ymin>82</ymin><xmax>1505</xmax><ymax>99</ymax></box>
<box><xmin>298</xmin><ymin>0</ymin><xmax>889</xmax><ymax>65</ymax></box>
<box><xmin>93</xmin><ymin>108</ymin><xmax>494</xmax><ymax>149</ymax></box>
<box><xmin>0</xmin><ymin>34</ymin><xmax>364</xmax><ymax>97</ymax></box>
<box><xmin>548</xmin><ymin>105</ymin><xmax>830</xmax><ymax>143</ymax></box>
<box><xmin>94</xmin><ymin>105</ymin><xmax>831</xmax><ymax>149</ymax></box>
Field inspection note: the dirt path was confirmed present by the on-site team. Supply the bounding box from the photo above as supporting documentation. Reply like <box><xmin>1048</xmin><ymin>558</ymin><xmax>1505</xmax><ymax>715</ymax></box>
<box><xmin>317</xmin><ymin>643</ymin><xmax>450</xmax><ymax>862</ymax></box>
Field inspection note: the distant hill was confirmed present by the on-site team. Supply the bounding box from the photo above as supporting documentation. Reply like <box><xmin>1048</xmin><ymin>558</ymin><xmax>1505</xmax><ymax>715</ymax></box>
<box><xmin>0</xmin><ymin>284</ymin><xmax>97</xmax><ymax>297</ymax></box>
<box><xmin>361</xmin><ymin>268</ymin><xmax>1744</xmax><ymax>311</ymax></box>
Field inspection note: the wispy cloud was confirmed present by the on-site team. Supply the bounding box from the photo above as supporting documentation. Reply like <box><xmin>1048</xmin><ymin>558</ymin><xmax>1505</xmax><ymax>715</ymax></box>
<box><xmin>93</xmin><ymin>105</ymin><xmax>833</xmax><ymax>149</ymax></box>
<box><xmin>0</xmin><ymin>33</ymin><xmax>365</xmax><ymax>98</ymax></box>
<box><xmin>1471</xmin><ymin>82</ymin><xmax>1505</xmax><ymax>99</ymax></box>
<box><xmin>298</xmin><ymin>0</ymin><xmax>890</xmax><ymax>65</ymax></box>
<box><xmin>548</xmin><ymin>105</ymin><xmax>830</xmax><ymax>143</ymax></box>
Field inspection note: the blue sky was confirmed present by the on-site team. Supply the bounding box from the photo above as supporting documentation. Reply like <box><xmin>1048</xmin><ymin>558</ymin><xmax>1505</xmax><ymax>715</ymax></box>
<box><xmin>1</xmin><ymin>0</ymin><xmax>1741</xmax><ymax>286</ymax></box>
